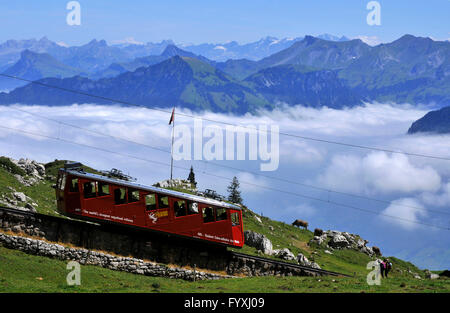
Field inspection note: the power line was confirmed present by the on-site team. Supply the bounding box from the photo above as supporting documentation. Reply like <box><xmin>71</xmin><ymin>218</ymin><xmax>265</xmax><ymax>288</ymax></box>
<box><xmin>0</xmin><ymin>124</ymin><xmax>448</xmax><ymax>231</ymax></box>
<box><xmin>1</xmin><ymin>73</ymin><xmax>449</xmax><ymax>161</ymax></box>
<box><xmin>5</xmin><ymin>104</ymin><xmax>450</xmax><ymax>216</ymax></box>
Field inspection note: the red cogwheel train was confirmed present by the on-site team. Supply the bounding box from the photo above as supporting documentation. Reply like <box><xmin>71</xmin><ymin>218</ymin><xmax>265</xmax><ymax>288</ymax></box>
<box><xmin>55</xmin><ymin>163</ymin><xmax>244</xmax><ymax>248</ymax></box>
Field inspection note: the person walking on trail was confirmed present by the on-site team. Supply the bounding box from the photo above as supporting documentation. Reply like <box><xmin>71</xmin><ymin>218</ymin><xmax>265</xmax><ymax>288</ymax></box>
<box><xmin>384</xmin><ymin>259</ymin><xmax>392</xmax><ymax>278</ymax></box>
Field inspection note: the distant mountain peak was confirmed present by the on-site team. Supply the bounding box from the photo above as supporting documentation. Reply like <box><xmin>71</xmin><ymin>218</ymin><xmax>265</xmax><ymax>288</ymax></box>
<box><xmin>87</xmin><ymin>39</ymin><xmax>108</xmax><ymax>47</ymax></box>
<box><xmin>38</xmin><ymin>36</ymin><xmax>51</xmax><ymax>43</ymax></box>
<box><xmin>21</xmin><ymin>49</ymin><xmax>34</xmax><ymax>57</ymax></box>
<box><xmin>303</xmin><ymin>35</ymin><xmax>320</xmax><ymax>45</ymax></box>
<box><xmin>161</xmin><ymin>44</ymin><xmax>184</xmax><ymax>56</ymax></box>
<box><xmin>395</xmin><ymin>34</ymin><xmax>434</xmax><ymax>43</ymax></box>
<box><xmin>259</xmin><ymin>36</ymin><xmax>278</xmax><ymax>43</ymax></box>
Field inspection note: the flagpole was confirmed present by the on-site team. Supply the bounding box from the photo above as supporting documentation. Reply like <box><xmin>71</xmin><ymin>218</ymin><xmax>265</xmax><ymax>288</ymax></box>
<box><xmin>170</xmin><ymin>109</ymin><xmax>175</xmax><ymax>180</ymax></box>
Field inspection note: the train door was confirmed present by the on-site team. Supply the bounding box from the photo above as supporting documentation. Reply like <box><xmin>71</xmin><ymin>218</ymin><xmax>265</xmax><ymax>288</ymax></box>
<box><xmin>65</xmin><ymin>175</ymin><xmax>82</xmax><ymax>214</ymax></box>
<box><xmin>230</xmin><ymin>209</ymin><xmax>244</xmax><ymax>247</ymax></box>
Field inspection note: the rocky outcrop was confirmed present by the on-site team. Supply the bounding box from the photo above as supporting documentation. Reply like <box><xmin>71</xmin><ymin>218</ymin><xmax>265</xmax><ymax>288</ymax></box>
<box><xmin>297</xmin><ymin>253</ymin><xmax>321</xmax><ymax>269</ymax></box>
<box><xmin>274</xmin><ymin>248</ymin><xmax>296</xmax><ymax>261</ymax></box>
<box><xmin>425</xmin><ymin>270</ymin><xmax>440</xmax><ymax>280</ymax></box>
<box><xmin>309</xmin><ymin>229</ymin><xmax>380</xmax><ymax>257</ymax></box>
<box><xmin>0</xmin><ymin>157</ymin><xmax>46</xmax><ymax>212</ymax></box>
<box><xmin>0</xmin><ymin>187</ymin><xmax>38</xmax><ymax>213</ymax></box>
<box><xmin>9</xmin><ymin>158</ymin><xmax>46</xmax><ymax>186</ymax></box>
<box><xmin>154</xmin><ymin>179</ymin><xmax>197</xmax><ymax>193</ymax></box>
<box><xmin>328</xmin><ymin>234</ymin><xmax>349</xmax><ymax>249</ymax></box>
<box><xmin>244</xmin><ymin>230</ymin><xmax>273</xmax><ymax>255</ymax></box>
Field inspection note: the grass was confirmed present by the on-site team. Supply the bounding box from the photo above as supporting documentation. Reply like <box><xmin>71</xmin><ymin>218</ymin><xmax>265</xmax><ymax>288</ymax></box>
<box><xmin>0</xmin><ymin>157</ymin><xmax>26</xmax><ymax>176</ymax></box>
<box><xmin>0</xmin><ymin>246</ymin><xmax>448</xmax><ymax>293</ymax></box>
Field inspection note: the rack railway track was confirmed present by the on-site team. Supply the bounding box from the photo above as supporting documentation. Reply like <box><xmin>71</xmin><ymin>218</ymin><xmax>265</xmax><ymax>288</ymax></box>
<box><xmin>229</xmin><ymin>251</ymin><xmax>352</xmax><ymax>277</ymax></box>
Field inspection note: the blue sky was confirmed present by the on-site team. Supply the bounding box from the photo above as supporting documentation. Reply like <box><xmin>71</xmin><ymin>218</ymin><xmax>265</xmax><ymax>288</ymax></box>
<box><xmin>0</xmin><ymin>0</ymin><xmax>449</xmax><ymax>44</ymax></box>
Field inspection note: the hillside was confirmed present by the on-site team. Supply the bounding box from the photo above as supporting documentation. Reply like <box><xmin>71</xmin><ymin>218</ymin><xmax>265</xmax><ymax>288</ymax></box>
<box><xmin>408</xmin><ymin>106</ymin><xmax>450</xmax><ymax>134</ymax></box>
<box><xmin>0</xmin><ymin>50</ymin><xmax>83</xmax><ymax>90</ymax></box>
<box><xmin>0</xmin><ymin>155</ymin><xmax>448</xmax><ymax>294</ymax></box>
<box><xmin>245</xmin><ymin>64</ymin><xmax>361</xmax><ymax>108</ymax></box>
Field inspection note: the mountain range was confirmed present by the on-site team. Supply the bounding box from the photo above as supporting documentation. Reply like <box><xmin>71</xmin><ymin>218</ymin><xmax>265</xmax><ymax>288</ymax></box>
<box><xmin>0</xmin><ymin>56</ymin><xmax>272</xmax><ymax>114</ymax></box>
<box><xmin>0</xmin><ymin>34</ymin><xmax>350</xmax><ymax>74</ymax></box>
<box><xmin>0</xmin><ymin>34</ymin><xmax>449</xmax><ymax>114</ymax></box>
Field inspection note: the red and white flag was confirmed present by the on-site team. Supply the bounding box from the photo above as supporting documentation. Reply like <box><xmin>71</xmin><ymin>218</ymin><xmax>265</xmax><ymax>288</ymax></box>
<box><xmin>169</xmin><ymin>108</ymin><xmax>175</xmax><ymax>125</ymax></box>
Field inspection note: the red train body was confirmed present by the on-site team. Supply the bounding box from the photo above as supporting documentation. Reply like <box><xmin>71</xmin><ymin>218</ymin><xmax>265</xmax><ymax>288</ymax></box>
<box><xmin>55</xmin><ymin>165</ymin><xmax>244</xmax><ymax>248</ymax></box>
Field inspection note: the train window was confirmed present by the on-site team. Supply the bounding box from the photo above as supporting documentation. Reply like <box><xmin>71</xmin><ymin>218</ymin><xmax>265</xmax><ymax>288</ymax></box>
<box><xmin>158</xmin><ymin>195</ymin><xmax>169</xmax><ymax>209</ymax></box>
<box><xmin>202</xmin><ymin>207</ymin><xmax>215</xmax><ymax>223</ymax></box>
<box><xmin>216</xmin><ymin>208</ymin><xmax>227</xmax><ymax>221</ymax></box>
<box><xmin>231</xmin><ymin>212</ymin><xmax>240</xmax><ymax>226</ymax></box>
<box><xmin>174</xmin><ymin>200</ymin><xmax>187</xmax><ymax>217</ymax></box>
<box><xmin>69</xmin><ymin>178</ymin><xmax>79</xmax><ymax>192</ymax></box>
<box><xmin>128</xmin><ymin>189</ymin><xmax>140</xmax><ymax>203</ymax></box>
<box><xmin>145</xmin><ymin>194</ymin><xmax>156</xmax><ymax>211</ymax></box>
<box><xmin>83</xmin><ymin>181</ymin><xmax>97</xmax><ymax>199</ymax></box>
<box><xmin>187</xmin><ymin>202</ymin><xmax>198</xmax><ymax>215</ymax></box>
<box><xmin>98</xmin><ymin>182</ymin><xmax>110</xmax><ymax>196</ymax></box>
<box><xmin>114</xmin><ymin>187</ymin><xmax>127</xmax><ymax>205</ymax></box>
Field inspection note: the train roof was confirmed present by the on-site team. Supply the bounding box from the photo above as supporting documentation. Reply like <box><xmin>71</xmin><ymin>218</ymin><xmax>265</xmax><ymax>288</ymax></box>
<box><xmin>62</xmin><ymin>168</ymin><xmax>242</xmax><ymax>211</ymax></box>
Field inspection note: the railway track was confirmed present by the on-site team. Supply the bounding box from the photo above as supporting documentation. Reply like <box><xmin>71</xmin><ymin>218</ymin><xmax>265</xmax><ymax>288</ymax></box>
<box><xmin>0</xmin><ymin>206</ymin><xmax>352</xmax><ymax>278</ymax></box>
<box><xmin>229</xmin><ymin>251</ymin><xmax>352</xmax><ymax>277</ymax></box>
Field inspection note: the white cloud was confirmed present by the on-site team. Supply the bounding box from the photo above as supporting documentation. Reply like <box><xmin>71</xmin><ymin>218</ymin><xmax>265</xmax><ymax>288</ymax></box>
<box><xmin>279</xmin><ymin>139</ymin><xmax>326</xmax><ymax>163</ymax></box>
<box><xmin>380</xmin><ymin>198</ymin><xmax>427</xmax><ymax>230</ymax></box>
<box><xmin>317</xmin><ymin>152</ymin><xmax>442</xmax><ymax>195</ymax></box>
<box><xmin>256</xmin><ymin>102</ymin><xmax>427</xmax><ymax>138</ymax></box>
<box><xmin>420</xmin><ymin>181</ymin><xmax>450</xmax><ymax>207</ymax></box>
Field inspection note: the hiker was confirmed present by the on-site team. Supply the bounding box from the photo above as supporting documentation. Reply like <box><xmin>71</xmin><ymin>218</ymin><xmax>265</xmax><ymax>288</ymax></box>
<box><xmin>385</xmin><ymin>259</ymin><xmax>392</xmax><ymax>278</ymax></box>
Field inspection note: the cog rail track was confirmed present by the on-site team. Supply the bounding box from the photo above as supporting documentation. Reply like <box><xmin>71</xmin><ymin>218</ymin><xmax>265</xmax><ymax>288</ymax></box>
<box><xmin>229</xmin><ymin>251</ymin><xmax>352</xmax><ymax>277</ymax></box>
<box><xmin>0</xmin><ymin>206</ymin><xmax>351</xmax><ymax>277</ymax></box>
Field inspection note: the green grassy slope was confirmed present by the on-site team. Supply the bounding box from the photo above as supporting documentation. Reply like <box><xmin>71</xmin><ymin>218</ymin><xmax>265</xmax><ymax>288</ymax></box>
<box><xmin>0</xmin><ymin>246</ymin><xmax>448</xmax><ymax>293</ymax></box>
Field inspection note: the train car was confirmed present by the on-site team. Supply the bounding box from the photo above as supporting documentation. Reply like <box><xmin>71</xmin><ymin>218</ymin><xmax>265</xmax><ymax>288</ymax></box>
<box><xmin>55</xmin><ymin>163</ymin><xmax>244</xmax><ymax>248</ymax></box>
